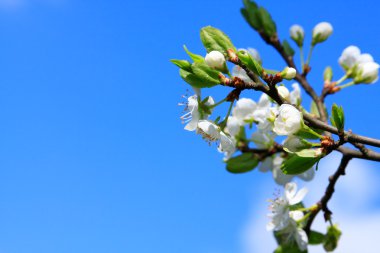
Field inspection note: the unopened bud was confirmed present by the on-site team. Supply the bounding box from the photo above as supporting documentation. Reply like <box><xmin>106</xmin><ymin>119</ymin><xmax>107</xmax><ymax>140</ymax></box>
<box><xmin>205</xmin><ymin>51</ymin><xmax>226</xmax><ymax>71</ymax></box>
<box><xmin>289</xmin><ymin>24</ymin><xmax>304</xmax><ymax>47</ymax></box>
<box><xmin>324</xmin><ymin>66</ymin><xmax>333</xmax><ymax>82</ymax></box>
<box><xmin>277</xmin><ymin>85</ymin><xmax>290</xmax><ymax>101</ymax></box>
<box><xmin>312</xmin><ymin>22</ymin><xmax>333</xmax><ymax>45</ymax></box>
<box><xmin>281</xmin><ymin>67</ymin><xmax>297</xmax><ymax>80</ymax></box>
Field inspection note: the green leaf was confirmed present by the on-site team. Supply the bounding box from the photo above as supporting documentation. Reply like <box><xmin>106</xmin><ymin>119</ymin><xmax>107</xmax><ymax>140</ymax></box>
<box><xmin>200</xmin><ymin>26</ymin><xmax>236</xmax><ymax>54</ymax></box>
<box><xmin>183</xmin><ymin>45</ymin><xmax>204</xmax><ymax>63</ymax></box>
<box><xmin>323</xmin><ymin>225</ymin><xmax>342</xmax><ymax>252</ymax></box>
<box><xmin>310</xmin><ymin>101</ymin><xmax>320</xmax><ymax>118</ymax></box>
<box><xmin>295</xmin><ymin>148</ymin><xmax>322</xmax><ymax>158</ymax></box>
<box><xmin>258</xmin><ymin>7</ymin><xmax>277</xmax><ymax>37</ymax></box>
<box><xmin>170</xmin><ymin>59</ymin><xmax>192</xmax><ymax>72</ymax></box>
<box><xmin>179</xmin><ymin>69</ymin><xmax>218</xmax><ymax>88</ymax></box>
<box><xmin>281</xmin><ymin>154</ymin><xmax>320</xmax><ymax>175</ymax></box>
<box><xmin>236</xmin><ymin>50</ymin><xmax>263</xmax><ymax>76</ymax></box>
<box><xmin>309</xmin><ymin>230</ymin><xmax>326</xmax><ymax>245</ymax></box>
<box><xmin>241</xmin><ymin>0</ymin><xmax>261</xmax><ymax>30</ymax></box>
<box><xmin>295</xmin><ymin>124</ymin><xmax>322</xmax><ymax>140</ymax></box>
<box><xmin>226</xmin><ymin>153</ymin><xmax>259</xmax><ymax>173</ymax></box>
<box><xmin>191</xmin><ymin>62</ymin><xmax>221</xmax><ymax>84</ymax></box>
<box><xmin>273</xmin><ymin>245</ymin><xmax>307</xmax><ymax>253</ymax></box>
<box><xmin>330</xmin><ymin>103</ymin><xmax>345</xmax><ymax>132</ymax></box>
<box><xmin>282</xmin><ymin>39</ymin><xmax>295</xmax><ymax>57</ymax></box>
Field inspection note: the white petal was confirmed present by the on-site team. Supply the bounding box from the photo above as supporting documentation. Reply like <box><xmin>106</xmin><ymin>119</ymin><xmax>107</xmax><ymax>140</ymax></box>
<box><xmin>285</xmin><ymin>182</ymin><xmax>297</xmax><ymax>201</ymax></box>
<box><xmin>289</xmin><ymin>187</ymin><xmax>308</xmax><ymax>205</ymax></box>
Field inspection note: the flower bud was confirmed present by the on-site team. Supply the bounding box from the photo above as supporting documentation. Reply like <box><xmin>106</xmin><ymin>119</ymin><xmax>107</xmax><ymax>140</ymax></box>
<box><xmin>312</xmin><ymin>22</ymin><xmax>333</xmax><ymax>45</ymax></box>
<box><xmin>354</xmin><ymin>62</ymin><xmax>380</xmax><ymax>84</ymax></box>
<box><xmin>338</xmin><ymin>45</ymin><xmax>360</xmax><ymax>70</ymax></box>
<box><xmin>205</xmin><ymin>51</ymin><xmax>226</xmax><ymax>71</ymax></box>
<box><xmin>289</xmin><ymin>24</ymin><xmax>304</xmax><ymax>47</ymax></box>
<box><xmin>277</xmin><ymin>85</ymin><xmax>290</xmax><ymax>101</ymax></box>
<box><xmin>323</xmin><ymin>66</ymin><xmax>333</xmax><ymax>82</ymax></box>
<box><xmin>281</xmin><ymin>67</ymin><xmax>297</xmax><ymax>80</ymax></box>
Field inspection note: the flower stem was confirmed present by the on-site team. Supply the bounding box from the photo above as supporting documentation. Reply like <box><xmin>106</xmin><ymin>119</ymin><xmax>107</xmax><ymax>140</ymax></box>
<box><xmin>299</xmin><ymin>46</ymin><xmax>305</xmax><ymax>69</ymax></box>
<box><xmin>220</xmin><ymin>101</ymin><xmax>234</xmax><ymax>129</ymax></box>
<box><xmin>306</xmin><ymin>45</ymin><xmax>314</xmax><ymax>65</ymax></box>
<box><xmin>335</xmin><ymin>75</ymin><xmax>348</xmax><ymax>86</ymax></box>
<box><xmin>209</xmin><ymin>98</ymin><xmax>227</xmax><ymax>108</ymax></box>
<box><xmin>337</xmin><ymin>81</ymin><xmax>355</xmax><ymax>90</ymax></box>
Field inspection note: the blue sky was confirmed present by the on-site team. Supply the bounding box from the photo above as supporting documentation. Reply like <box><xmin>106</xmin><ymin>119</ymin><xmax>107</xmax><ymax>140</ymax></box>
<box><xmin>0</xmin><ymin>0</ymin><xmax>380</xmax><ymax>252</ymax></box>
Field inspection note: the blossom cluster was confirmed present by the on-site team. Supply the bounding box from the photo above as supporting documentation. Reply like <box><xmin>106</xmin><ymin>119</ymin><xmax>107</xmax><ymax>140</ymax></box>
<box><xmin>173</xmin><ymin>5</ymin><xmax>379</xmax><ymax>250</ymax></box>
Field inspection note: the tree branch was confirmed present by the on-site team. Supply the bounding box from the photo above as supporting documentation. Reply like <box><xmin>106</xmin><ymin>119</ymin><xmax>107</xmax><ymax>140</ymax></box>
<box><xmin>305</xmin><ymin>155</ymin><xmax>352</xmax><ymax>234</ymax></box>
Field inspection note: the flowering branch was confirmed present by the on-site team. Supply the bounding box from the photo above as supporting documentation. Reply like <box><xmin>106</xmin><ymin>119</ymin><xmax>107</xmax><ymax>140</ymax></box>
<box><xmin>171</xmin><ymin>1</ymin><xmax>380</xmax><ymax>251</ymax></box>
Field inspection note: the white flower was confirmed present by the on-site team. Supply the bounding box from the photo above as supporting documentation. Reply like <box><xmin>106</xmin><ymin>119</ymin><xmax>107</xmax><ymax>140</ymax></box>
<box><xmin>259</xmin><ymin>156</ymin><xmax>273</xmax><ymax>172</ymax></box>
<box><xmin>290</xmin><ymin>83</ymin><xmax>301</xmax><ymax>105</ymax></box>
<box><xmin>272</xmin><ymin>156</ymin><xmax>293</xmax><ymax>185</ymax></box>
<box><xmin>205</xmin><ymin>50</ymin><xmax>226</xmax><ymax>70</ymax></box>
<box><xmin>232</xmin><ymin>98</ymin><xmax>257</xmax><ymax>124</ymax></box>
<box><xmin>277</xmin><ymin>86</ymin><xmax>290</xmax><ymax>101</ymax></box>
<box><xmin>355</xmin><ymin>61</ymin><xmax>380</xmax><ymax>84</ymax></box>
<box><xmin>284</xmin><ymin>182</ymin><xmax>308</xmax><ymax>205</ymax></box>
<box><xmin>196</xmin><ymin>120</ymin><xmax>220</xmax><ymax>142</ymax></box>
<box><xmin>247</xmin><ymin>48</ymin><xmax>261</xmax><ymax>63</ymax></box>
<box><xmin>289</xmin><ymin>24</ymin><xmax>304</xmax><ymax>47</ymax></box>
<box><xmin>298</xmin><ymin>167</ymin><xmax>315</xmax><ymax>182</ymax></box>
<box><xmin>232</xmin><ymin>65</ymin><xmax>251</xmax><ymax>83</ymax></box>
<box><xmin>273</xmin><ymin>104</ymin><xmax>302</xmax><ymax>136</ymax></box>
<box><xmin>252</xmin><ymin>130</ymin><xmax>274</xmax><ymax>149</ymax></box>
<box><xmin>357</xmin><ymin>53</ymin><xmax>374</xmax><ymax>64</ymax></box>
<box><xmin>218</xmin><ymin>132</ymin><xmax>236</xmax><ymax>160</ymax></box>
<box><xmin>283</xmin><ymin>136</ymin><xmax>310</xmax><ymax>153</ymax></box>
<box><xmin>226</xmin><ymin>116</ymin><xmax>240</xmax><ymax>137</ymax></box>
<box><xmin>180</xmin><ymin>95</ymin><xmax>214</xmax><ymax>131</ymax></box>
<box><xmin>281</xmin><ymin>67</ymin><xmax>297</xmax><ymax>80</ymax></box>
<box><xmin>312</xmin><ymin>22</ymin><xmax>333</xmax><ymax>45</ymax></box>
<box><xmin>338</xmin><ymin>45</ymin><xmax>361</xmax><ymax>70</ymax></box>
<box><xmin>267</xmin><ymin>182</ymin><xmax>308</xmax><ymax>231</ymax></box>
<box><xmin>180</xmin><ymin>95</ymin><xmax>200</xmax><ymax>131</ymax></box>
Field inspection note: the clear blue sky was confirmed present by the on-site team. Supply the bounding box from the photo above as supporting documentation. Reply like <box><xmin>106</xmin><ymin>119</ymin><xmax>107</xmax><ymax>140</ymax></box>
<box><xmin>0</xmin><ymin>0</ymin><xmax>380</xmax><ymax>252</ymax></box>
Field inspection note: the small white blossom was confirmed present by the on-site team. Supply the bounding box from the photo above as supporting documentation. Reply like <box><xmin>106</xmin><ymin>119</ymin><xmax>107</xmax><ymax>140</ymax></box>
<box><xmin>273</xmin><ymin>104</ymin><xmax>302</xmax><ymax>136</ymax></box>
<box><xmin>289</xmin><ymin>24</ymin><xmax>304</xmax><ymax>47</ymax></box>
<box><xmin>259</xmin><ymin>156</ymin><xmax>273</xmax><ymax>173</ymax></box>
<box><xmin>205</xmin><ymin>50</ymin><xmax>226</xmax><ymax>70</ymax></box>
<box><xmin>272</xmin><ymin>156</ymin><xmax>293</xmax><ymax>185</ymax></box>
<box><xmin>281</xmin><ymin>67</ymin><xmax>297</xmax><ymax>80</ymax></box>
<box><xmin>196</xmin><ymin>120</ymin><xmax>220</xmax><ymax>142</ymax></box>
<box><xmin>355</xmin><ymin>61</ymin><xmax>380</xmax><ymax>84</ymax></box>
<box><xmin>277</xmin><ymin>86</ymin><xmax>290</xmax><ymax>101</ymax></box>
<box><xmin>247</xmin><ymin>48</ymin><xmax>261</xmax><ymax>63</ymax></box>
<box><xmin>218</xmin><ymin>132</ymin><xmax>236</xmax><ymax>160</ymax></box>
<box><xmin>232</xmin><ymin>65</ymin><xmax>251</xmax><ymax>83</ymax></box>
<box><xmin>312</xmin><ymin>22</ymin><xmax>333</xmax><ymax>44</ymax></box>
<box><xmin>180</xmin><ymin>95</ymin><xmax>214</xmax><ymax>131</ymax></box>
<box><xmin>226</xmin><ymin>116</ymin><xmax>240</xmax><ymax>137</ymax></box>
<box><xmin>283</xmin><ymin>136</ymin><xmax>309</xmax><ymax>153</ymax></box>
<box><xmin>232</xmin><ymin>98</ymin><xmax>257</xmax><ymax>124</ymax></box>
<box><xmin>338</xmin><ymin>45</ymin><xmax>361</xmax><ymax>70</ymax></box>
<box><xmin>267</xmin><ymin>182</ymin><xmax>308</xmax><ymax>231</ymax></box>
<box><xmin>290</xmin><ymin>83</ymin><xmax>301</xmax><ymax>105</ymax></box>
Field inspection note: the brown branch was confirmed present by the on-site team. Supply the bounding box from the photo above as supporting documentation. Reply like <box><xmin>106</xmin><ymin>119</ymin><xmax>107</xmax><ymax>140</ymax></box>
<box><xmin>305</xmin><ymin>155</ymin><xmax>352</xmax><ymax>234</ymax></box>
<box><xmin>257</xmin><ymin>32</ymin><xmax>328</xmax><ymax>122</ymax></box>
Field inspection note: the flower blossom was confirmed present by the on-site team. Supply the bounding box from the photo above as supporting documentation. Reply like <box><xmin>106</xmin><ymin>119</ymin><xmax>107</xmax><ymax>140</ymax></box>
<box><xmin>273</xmin><ymin>104</ymin><xmax>302</xmax><ymax>136</ymax></box>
